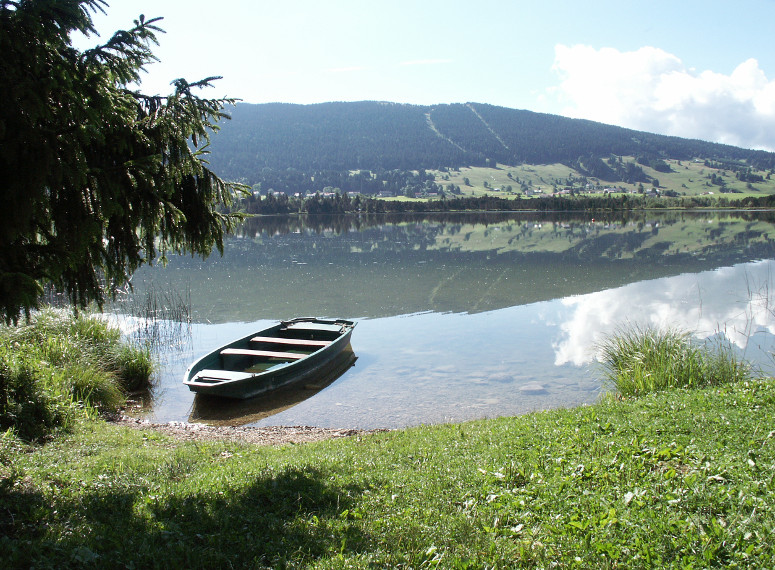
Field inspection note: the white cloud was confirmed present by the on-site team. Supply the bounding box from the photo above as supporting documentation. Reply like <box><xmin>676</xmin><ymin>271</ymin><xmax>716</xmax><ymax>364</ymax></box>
<box><xmin>550</xmin><ymin>44</ymin><xmax>775</xmax><ymax>151</ymax></box>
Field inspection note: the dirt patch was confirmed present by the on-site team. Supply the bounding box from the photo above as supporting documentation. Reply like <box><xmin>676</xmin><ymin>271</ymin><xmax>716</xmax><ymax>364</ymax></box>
<box><xmin>110</xmin><ymin>415</ymin><xmax>387</xmax><ymax>446</ymax></box>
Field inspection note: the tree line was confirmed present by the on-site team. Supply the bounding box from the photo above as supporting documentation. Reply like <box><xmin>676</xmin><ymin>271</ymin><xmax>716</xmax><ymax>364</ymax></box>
<box><xmin>230</xmin><ymin>190</ymin><xmax>775</xmax><ymax>216</ymax></box>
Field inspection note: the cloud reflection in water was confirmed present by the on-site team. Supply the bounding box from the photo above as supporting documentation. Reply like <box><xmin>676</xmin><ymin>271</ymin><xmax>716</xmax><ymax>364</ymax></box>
<box><xmin>553</xmin><ymin>260</ymin><xmax>775</xmax><ymax>367</ymax></box>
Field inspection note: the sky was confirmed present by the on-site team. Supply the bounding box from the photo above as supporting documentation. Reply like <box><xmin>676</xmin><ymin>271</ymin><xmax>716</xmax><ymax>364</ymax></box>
<box><xmin>74</xmin><ymin>0</ymin><xmax>775</xmax><ymax>151</ymax></box>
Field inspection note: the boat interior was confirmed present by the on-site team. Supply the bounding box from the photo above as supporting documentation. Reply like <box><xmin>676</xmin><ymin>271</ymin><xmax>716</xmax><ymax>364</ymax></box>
<box><xmin>194</xmin><ymin>322</ymin><xmax>346</xmax><ymax>383</ymax></box>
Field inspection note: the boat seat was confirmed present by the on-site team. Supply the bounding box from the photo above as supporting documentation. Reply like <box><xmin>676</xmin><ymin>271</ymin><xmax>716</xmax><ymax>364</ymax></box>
<box><xmin>193</xmin><ymin>369</ymin><xmax>254</xmax><ymax>382</ymax></box>
<box><xmin>250</xmin><ymin>336</ymin><xmax>331</xmax><ymax>347</ymax></box>
<box><xmin>284</xmin><ymin>323</ymin><xmax>344</xmax><ymax>333</ymax></box>
<box><xmin>220</xmin><ymin>348</ymin><xmax>306</xmax><ymax>360</ymax></box>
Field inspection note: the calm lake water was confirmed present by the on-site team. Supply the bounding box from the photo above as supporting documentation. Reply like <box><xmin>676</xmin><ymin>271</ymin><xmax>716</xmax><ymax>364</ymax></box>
<box><xmin>114</xmin><ymin>211</ymin><xmax>775</xmax><ymax>429</ymax></box>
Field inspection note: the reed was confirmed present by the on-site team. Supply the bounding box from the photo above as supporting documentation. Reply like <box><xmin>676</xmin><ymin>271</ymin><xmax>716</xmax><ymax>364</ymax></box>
<box><xmin>115</xmin><ymin>282</ymin><xmax>192</xmax><ymax>351</ymax></box>
<box><xmin>597</xmin><ymin>324</ymin><xmax>750</xmax><ymax>396</ymax></box>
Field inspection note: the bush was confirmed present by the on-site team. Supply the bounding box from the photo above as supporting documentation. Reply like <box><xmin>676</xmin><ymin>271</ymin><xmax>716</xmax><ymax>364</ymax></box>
<box><xmin>597</xmin><ymin>325</ymin><xmax>750</xmax><ymax>397</ymax></box>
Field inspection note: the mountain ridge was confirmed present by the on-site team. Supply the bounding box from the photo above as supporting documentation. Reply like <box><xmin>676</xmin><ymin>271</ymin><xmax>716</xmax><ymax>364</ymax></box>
<box><xmin>207</xmin><ymin>101</ymin><xmax>775</xmax><ymax>185</ymax></box>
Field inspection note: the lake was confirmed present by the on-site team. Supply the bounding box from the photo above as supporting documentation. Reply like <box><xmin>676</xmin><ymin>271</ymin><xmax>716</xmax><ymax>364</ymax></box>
<box><xmin>114</xmin><ymin>210</ymin><xmax>775</xmax><ymax>429</ymax></box>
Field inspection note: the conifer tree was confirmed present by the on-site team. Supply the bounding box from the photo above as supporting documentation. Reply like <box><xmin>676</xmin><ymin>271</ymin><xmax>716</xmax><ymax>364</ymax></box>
<box><xmin>0</xmin><ymin>0</ymin><xmax>243</xmax><ymax>321</ymax></box>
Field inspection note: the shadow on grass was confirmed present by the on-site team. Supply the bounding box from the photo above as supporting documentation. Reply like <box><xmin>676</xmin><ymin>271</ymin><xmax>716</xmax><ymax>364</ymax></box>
<box><xmin>1</xmin><ymin>465</ymin><xmax>367</xmax><ymax>568</ymax></box>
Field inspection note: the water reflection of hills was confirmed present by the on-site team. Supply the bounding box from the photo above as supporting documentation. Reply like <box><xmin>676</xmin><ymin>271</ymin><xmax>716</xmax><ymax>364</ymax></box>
<box><xmin>128</xmin><ymin>212</ymin><xmax>775</xmax><ymax>323</ymax></box>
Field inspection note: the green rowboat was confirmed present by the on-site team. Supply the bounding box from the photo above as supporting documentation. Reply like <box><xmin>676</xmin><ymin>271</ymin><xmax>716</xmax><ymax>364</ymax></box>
<box><xmin>183</xmin><ymin>317</ymin><xmax>356</xmax><ymax>399</ymax></box>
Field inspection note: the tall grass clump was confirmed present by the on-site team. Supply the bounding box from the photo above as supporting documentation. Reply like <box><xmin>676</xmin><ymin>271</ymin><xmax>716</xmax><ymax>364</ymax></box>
<box><xmin>597</xmin><ymin>325</ymin><xmax>750</xmax><ymax>397</ymax></box>
<box><xmin>0</xmin><ymin>309</ymin><xmax>154</xmax><ymax>440</ymax></box>
<box><xmin>0</xmin><ymin>346</ymin><xmax>76</xmax><ymax>441</ymax></box>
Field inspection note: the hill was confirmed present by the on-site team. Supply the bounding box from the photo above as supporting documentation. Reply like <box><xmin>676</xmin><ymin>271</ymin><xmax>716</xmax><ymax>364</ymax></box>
<box><xmin>206</xmin><ymin>101</ymin><xmax>775</xmax><ymax>199</ymax></box>
<box><xmin>208</xmin><ymin>102</ymin><xmax>774</xmax><ymax>173</ymax></box>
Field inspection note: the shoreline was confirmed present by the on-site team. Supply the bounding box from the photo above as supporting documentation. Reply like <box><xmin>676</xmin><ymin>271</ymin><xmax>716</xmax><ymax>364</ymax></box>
<box><xmin>109</xmin><ymin>414</ymin><xmax>388</xmax><ymax>445</ymax></box>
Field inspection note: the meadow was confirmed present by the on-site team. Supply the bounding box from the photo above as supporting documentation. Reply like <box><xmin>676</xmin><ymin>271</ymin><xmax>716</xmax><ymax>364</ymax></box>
<box><xmin>431</xmin><ymin>158</ymin><xmax>775</xmax><ymax>200</ymax></box>
<box><xmin>2</xmin><ymin>378</ymin><xmax>773</xmax><ymax>568</ymax></box>
<box><xmin>2</xmin><ymin>315</ymin><xmax>773</xmax><ymax>568</ymax></box>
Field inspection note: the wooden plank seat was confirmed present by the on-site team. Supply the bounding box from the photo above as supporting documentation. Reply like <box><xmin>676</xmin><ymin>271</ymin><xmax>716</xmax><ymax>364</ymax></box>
<box><xmin>220</xmin><ymin>348</ymin><xmax>306</xmax><ymax>360</ymax></box>
<box><xmin>192</xmin><ymin>369</ymin><xmax>254</xmax><ymax>382</ymax></box>
<box><xmin>250</xmin><ymin>336</ymin><xmax>331</xmax><ymax>347</ymax></box>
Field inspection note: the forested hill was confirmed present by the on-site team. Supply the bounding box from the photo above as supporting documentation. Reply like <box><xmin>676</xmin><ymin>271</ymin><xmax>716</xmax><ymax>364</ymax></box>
<box><xmin>207</xmin><ymin>101</ymin><xmax>775</xmax><ymax>183</ymax></box>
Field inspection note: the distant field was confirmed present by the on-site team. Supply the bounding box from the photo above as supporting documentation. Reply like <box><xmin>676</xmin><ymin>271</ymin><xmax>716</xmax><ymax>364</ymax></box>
<box><xmin>430</xmin><ymin>159</ymin><xmax>775</xmax><ymax>199</ymax></box>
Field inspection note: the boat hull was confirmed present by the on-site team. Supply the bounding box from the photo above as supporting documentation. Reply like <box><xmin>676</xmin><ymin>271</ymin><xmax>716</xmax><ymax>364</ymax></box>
<box><xmin>183</xmin><ymin>318</ymin><xmax>356</xmax><ymax>399</ymax></box>
<box><xmin>189</xmin><ymin>348</ymin><xmax>357</xmax><ymax>424</ymax></box>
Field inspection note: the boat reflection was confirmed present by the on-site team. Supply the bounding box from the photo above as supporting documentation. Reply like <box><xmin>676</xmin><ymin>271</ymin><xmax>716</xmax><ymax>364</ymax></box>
<box><xmin>187</xmin><ymin>346</ymin><xmax>357</xmax><ymax>426</ymax></box>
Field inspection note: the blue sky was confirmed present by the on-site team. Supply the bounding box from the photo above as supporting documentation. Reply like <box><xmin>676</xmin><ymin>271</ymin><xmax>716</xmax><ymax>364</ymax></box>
<box><xmin>77</xmin><ymin>0</ymin><xmax>775</xmax><ymax>150</ymax></box>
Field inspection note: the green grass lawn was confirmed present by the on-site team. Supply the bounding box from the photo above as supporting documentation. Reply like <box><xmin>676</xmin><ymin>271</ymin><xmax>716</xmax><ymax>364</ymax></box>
<box><xmin>3</xmin><ymin>377</ymin><xmax>775</xmax><ymax>568</ymax></box>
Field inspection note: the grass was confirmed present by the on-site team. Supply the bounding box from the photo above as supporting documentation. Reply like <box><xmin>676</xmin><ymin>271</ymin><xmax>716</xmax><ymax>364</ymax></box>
<box><xmin>0</xmin><ymin>309</ymin><xmax>153</xmax><ymax>441</ymax></box>
<box><xmin>597</xmin><ymin>325</ymin><xmax>751</xmax><ymax>397</ymax></box>
<box><xmin>1</xmin><ymin>321</ymin><xmax>771</xmax><ymax>567</ymax></box>
<box><xmin>2</xmin><ymin>378</ymin><xmax>775</xmax><ymax>568</ymax></box>
<box><xmin>430</xmin><ymin>159</ymin><xmax>775</xmax><ymax>199</ymax></box>
<box><xmin>435</xmin><ymin>163</ymin><xmax>570</xmax><ymax>198</ymax></box>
